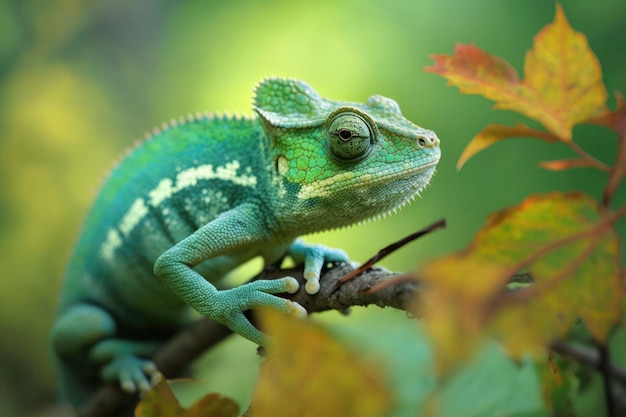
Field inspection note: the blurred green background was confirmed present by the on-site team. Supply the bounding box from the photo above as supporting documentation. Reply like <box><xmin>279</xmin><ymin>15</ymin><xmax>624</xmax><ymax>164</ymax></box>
<box><xmin>2</xmin><ymin>0</ymin><xmax>625</xmax><ymax>415</ymax></box>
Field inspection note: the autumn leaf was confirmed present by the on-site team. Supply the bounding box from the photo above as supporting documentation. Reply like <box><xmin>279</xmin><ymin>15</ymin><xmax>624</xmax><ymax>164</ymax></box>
<box><xmin>457</xmin><ymin>123</ymin><xmax>559</xmax><ymax>170</ymax></box>
<box><xmin>538</xmin><ymin>353</ymin><xmax>574</xmax><ymax>415</ymax></box>
<box><xmin>134</xmin><ymin>375</ymin><xmax>239</xmax><ymax>417</ymax></box>
<box><xmin>250</xmin><ymin>310</ymin><xmax>391</xmax><ymax>417</ymax></box>
<box><xmin>478</xmin><ymin>192</ymin><xmax>623</xmax><ymax>355</ymax></box>
<box><xmin>415</xmin><ymin>255</ymin><xmax>510</xmax><ymax>375</ymax></box>
<box><xmin>426</xmin><ymin>4</ymin><xmax>609</xmax><ymax>167</ymax></box>
<box><xmin>414</xmin><ymin>192</ymin><xmax>623</xmax><ymax>375</ymax></box>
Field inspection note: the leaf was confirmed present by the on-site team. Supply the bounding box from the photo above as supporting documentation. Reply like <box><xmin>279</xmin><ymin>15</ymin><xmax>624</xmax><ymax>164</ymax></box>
<box><xmin>250</xmin><ymin>310</ymin><xmax>392</xmax><ymax>417</ymax></box>
<box><xmin>415</xmin><ymin>254</ymin><xmax>512</xmax><ymax>375</ymax></box>
<box><xmin>457</xmin><ymin>123</ymin><xmax>559</xmax><ymax>170</ymax></box>
<box><xmin>538</xmin><ymin>158</ymin><xmax>600</xmax><ymax>171</ymax></box>
<box><xmin>521</xmin><ymin>4</ymin><xmax>608</xmax><ymax>137</ymax></box>
<box><xmin>134</xmin><ymin>375</ymin><xmax>239</xmax><ymax>417</ymax></box>
<box><xmin>426</xmin><ymin>4</ymin><xmax>608</xmax><ymax>160</ymax></box>
<box><xmin>432</xmin><ymin>343</ymin><xmax>548</xmax><ymax>417</ymax></box>
<box><xmin>414</xmin><ymin>192</ymin><xmax>623</xmax><ymax>374</ymax></box>
<box><xmin>538</xmin><ymin>353</ymin><xmax>574</xmax><ymax>415</ymax></box>
<box><xmin>186</xmin><ymin>393</ymin><xmax>240</xmax><ymax>417</ymax></box>
<box><xmin>480</xmin><ymin>192</ymin><xmax>623</xmax><ymax>355</ymax></box>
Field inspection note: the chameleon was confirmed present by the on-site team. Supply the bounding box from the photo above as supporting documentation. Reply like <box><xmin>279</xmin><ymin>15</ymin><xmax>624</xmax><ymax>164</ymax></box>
<box><xmin>50</xmin><ymin>77</ymin><xmax>441</xmax><ymax>408</ymax></box>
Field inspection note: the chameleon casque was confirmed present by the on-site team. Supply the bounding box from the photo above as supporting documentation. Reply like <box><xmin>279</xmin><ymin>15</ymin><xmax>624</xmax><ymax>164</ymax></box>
<box><xmin>51</xmin><ymin>77</ymin><xmax>441</xmax><ymax>408</ymax></box>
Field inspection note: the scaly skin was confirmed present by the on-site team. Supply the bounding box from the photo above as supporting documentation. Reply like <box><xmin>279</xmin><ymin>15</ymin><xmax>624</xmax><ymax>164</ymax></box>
<box><xmin>50</xmin><ymin>77</ymin><xmax>440</xmax><ymax>408</ymax></box>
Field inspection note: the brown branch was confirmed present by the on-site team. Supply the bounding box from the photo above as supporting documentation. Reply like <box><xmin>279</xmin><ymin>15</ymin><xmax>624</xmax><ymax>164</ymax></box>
<box><xmin>78</xmin><ymin>226</ymin><xmax>625</xmax><ymax>417</ymax></box>
<box><xmin>551</xmin><ymin>340</ymin><xmax>626</xmax><ymax>414</ymax></box>
<box><xmin>551</xmin><ymin>341</ymin><xmax>626</xmax><ymax>385</ymax></box>
<box><xmin>79</xmin><ymin>263</ymin><xmax>417</xmax><ymax>417</ymax></box>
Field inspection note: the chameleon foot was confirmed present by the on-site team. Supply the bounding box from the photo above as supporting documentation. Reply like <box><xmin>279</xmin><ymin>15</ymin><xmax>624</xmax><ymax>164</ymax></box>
<box><xmin>289</xmin><ymin>239</ymin><xmax>349</xmax><ymax>294</ymax></box>
<box><xmin>101</xmin><ymin>355</ymin><xmax>159</xmax><ymax>394</ymax></box>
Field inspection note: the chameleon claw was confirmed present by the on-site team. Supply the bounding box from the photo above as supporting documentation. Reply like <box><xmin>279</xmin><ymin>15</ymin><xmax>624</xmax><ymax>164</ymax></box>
<box><xmin>283</xmin><ymin>276</ymin><xmax>300</xmax><ymax>294</ymax></box>
<box><xmin>288</xmin><ymin>301</ymin><xmax>308</xmax><ymax>318</ymax></box>
<box><xmin>121</xmin><ymin>379</ymin><xmax>137</xmax><ymax>394</ymax></box>
<box><xmin>305</xmin><ymin>277</ymin><xmax>320</xmax><ymax>294</ymax></box>
<box><xmin>137</xmin><ymin>378</ymin><xmax>152</xmax><ymax>394</ymax></box>
<box><xmin>143</xmin><ymin>361</ymin><xmax>158</xmax><ymax>375</ymax></box>
<box><xmin>149</xmin><ymin>371</ymin><xmax>162</xmax><ymax>388</ymax></box>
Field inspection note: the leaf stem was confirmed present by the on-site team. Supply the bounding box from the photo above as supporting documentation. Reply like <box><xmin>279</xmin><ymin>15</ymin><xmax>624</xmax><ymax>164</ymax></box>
<box><xmin>602</xmin><ymin>133</ymin><xmax>626</xmax><ymax>207</ymax></box>
<box><xmin>567</xmin><ymin>140</ymin><xmax>610</xmax><ymax>173</ymax></box>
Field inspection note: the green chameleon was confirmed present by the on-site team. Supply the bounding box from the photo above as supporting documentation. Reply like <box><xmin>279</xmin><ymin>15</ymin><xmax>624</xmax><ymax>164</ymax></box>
<box><xmin>51</xmin><ymin>77</ymin><xmax>441</xmax><ymax>408</ymax></box>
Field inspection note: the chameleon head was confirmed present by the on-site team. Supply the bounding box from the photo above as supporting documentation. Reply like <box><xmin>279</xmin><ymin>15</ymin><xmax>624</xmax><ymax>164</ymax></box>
<box><xmin>253</xmin><ymin>77</ymin><xmax>441</xmax><ymax>231</ymax></box>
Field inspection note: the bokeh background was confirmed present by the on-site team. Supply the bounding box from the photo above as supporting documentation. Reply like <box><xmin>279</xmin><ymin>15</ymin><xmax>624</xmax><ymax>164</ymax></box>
<box><xmin>2</xmin><ymin>0</ymin><xmax>625</xmax><ymax>415</ymax></box>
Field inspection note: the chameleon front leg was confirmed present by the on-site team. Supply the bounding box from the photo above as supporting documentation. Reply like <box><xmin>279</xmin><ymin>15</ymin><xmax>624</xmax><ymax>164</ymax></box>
<box><xmin>288</xmin><ymin>239</ymin><xmax>349</xmax><ymax>294</ymax></box>
<box><xmin>154</xmin><ymin>205</ymin><xmax>306</xmax><ymax>346</ymax></box>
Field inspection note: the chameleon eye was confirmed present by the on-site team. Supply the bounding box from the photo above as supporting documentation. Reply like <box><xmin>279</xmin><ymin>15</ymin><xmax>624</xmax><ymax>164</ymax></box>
<box><xmin>327</xmin><ymin>111</ymin><xmax>374</xmax><ymax>163</ymax></box>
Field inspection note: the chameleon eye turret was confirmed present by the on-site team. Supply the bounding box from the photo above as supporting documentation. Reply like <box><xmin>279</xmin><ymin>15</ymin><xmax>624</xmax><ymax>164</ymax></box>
<box><xmin>326</xmin><ymin>108</ymin><xmax>376</xmax><ymax>163</ymax></box>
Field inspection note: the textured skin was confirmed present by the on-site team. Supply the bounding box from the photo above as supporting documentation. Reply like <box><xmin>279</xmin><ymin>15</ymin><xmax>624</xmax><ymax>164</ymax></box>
<box><xmin>51</xmin><ymin>77</ymin><xmax>441</xmax><ymax>408</ymax></box>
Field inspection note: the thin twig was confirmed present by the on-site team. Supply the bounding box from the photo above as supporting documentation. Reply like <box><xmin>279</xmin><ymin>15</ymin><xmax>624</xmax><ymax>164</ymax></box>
<box><xmin>333</xmin><ymin>218</ymin><xmax>446</xmax><ymax>290</ymax></box>
<box><xmin>551</xmin><ymin>341</ymin><xmax>626</xmax><ymax>386</ymax></box>
<box><xmin>597</xmin><ymin>341</ymin><xmax>617</xmax><ymax>417</ymax></box>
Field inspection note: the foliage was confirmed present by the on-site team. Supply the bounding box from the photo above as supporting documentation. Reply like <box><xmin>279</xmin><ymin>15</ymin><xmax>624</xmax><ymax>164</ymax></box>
<box><xmin>419</xmin><ymin>3</ymin><xmax>625</xmax><ymax>415</ymax></box>
<box><xmin>135</xmin><ymin>376</ymin><xmax>239</xmax><ymax>417</ymax></box>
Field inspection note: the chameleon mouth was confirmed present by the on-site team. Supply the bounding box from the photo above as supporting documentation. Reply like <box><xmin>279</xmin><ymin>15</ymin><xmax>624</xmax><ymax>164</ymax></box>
<box><xmin>296</xmin><ymin>158</ymin><xmax>439</xmax><ymax>201</ymax></box>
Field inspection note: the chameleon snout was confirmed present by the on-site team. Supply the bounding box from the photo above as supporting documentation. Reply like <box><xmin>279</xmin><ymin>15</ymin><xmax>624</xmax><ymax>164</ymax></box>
<box><xmin>416</xmin><ymin>132</ymin><xmax>440</xmax><ymax>149</ymax></box>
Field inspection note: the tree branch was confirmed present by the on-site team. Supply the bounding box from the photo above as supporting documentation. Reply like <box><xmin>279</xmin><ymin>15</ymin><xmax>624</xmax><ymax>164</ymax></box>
<box><xmin>78</xmin><ymin>258</ymin><xmax>626</xmax><ymax>417</ymax></box>
<box><xmin>79</xmin><ymin>262</ymin><xmax>416</xmax><ymax>417</ymax></box>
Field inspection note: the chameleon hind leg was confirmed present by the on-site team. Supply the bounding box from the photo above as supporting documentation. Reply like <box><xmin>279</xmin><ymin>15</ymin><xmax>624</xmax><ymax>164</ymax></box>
<box><xmin>51</xmin><ymin>303</ymin><xmax>162</xmax><ymax>402</ymax></box>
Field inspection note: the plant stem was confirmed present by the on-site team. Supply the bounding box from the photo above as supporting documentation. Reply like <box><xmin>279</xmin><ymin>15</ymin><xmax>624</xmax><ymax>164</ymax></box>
<box><xmin>597</xmin><ymin>342</ymin><xmax>617</xmax><ymax>417</ymax></box>
<box><xmin>568</xmin><ymin>140</ymin><xmax>611</xmax><ymax>173</ymax></box>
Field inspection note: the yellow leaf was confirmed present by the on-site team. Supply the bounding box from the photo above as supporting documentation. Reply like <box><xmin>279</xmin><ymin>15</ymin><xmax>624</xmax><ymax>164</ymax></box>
<box><xmin>521</xmin><ymin>4</ymin><xmax>607</xmax><ymax>138</ymax></box>
<box><xmin>457</xmin><ymin>123</ymin><xmax>559</xmax><ymax>170</ymax></box>
<box><xmin>415</xmin><ymin>192</ymin><xmax>624</xmax><ymax>374</ymax></box>
<box><xmin>250</xmin><ymin>310</ymin><xmax>392</xmax><ymax>417</ymax></box>
<box><xmin>187</xmin><ymin>393</ymin><xmax>240</xmax><ymax>417</ymax></box>
<box><xmin>426</xmin><ymin>4</ymin><xmax>608</xmax><ymax>144</ymax></box>
<box><xmin>134</xmin><ymin>375</ymin><xmax>239</xmax><ymax>417</ymax></box>
<box><xmin>135</xmin><ymin>375</ymin><xmax>184</xmax><ymax>417</ymax></box>
<box><xmin>415</xmin><ymin>255</ymin><xmax>509</xmax><ymax>376</ymax></box>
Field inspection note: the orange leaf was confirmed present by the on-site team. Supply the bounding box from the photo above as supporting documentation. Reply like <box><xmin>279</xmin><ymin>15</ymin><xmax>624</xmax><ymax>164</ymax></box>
<box><xmin>457</xmin><ymin>123</ymin><xmax>559</xmax><ymax>170</ymax></box>
<box><xmin>426</xmin><ymin>4</ymin><xmax>608</xmax><ymax>144</ymax></box>
<box><xmin>250</xmin><ymin>310</ymin><xmax>391</xmax><ymax>417</ymax></box>
<box><xmin>426</xmin><ymin>43</ymin><xmax>522</xmax><ymax>103</ymax></box>
<box><xmin>591</xmin><ymin>92</ymin><xmax>626</xmax><ymax>136</ymax></box>
<box><xmin>135</xmin><ymin>375</ymin><xmax>184</xmax><ymax>417</ymax></box>
<box><xmin>134</xmin><ymin>375</ymin><xmax>239</xmax><ymax>417</ymax></box>
<box><xmin>538</xmin><ymin>158</ymin><xmax>599</xmax><ymax>171</ymax></box>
